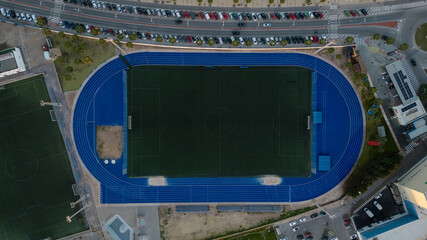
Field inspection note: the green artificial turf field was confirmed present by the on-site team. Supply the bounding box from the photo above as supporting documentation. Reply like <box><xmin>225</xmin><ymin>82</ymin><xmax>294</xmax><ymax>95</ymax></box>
<box><xmin>0</xmin><ymin>75</ymin><xmax>87</xmax><ymax>239</ymax></box>
<box><xmin>127</xmin><ymin>66</ymin><xmax>311</xmax><ymax>177</ymax></box>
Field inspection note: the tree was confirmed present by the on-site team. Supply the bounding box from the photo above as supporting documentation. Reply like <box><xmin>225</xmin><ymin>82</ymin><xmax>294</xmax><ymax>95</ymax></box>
<box><xmin>336</xmin><ymin>54</ymin><xmax>342</xmax><ymax>59</ymax></box>
<box><xmin>305</xmin><ymin>0</ymin><xmax>312</xmax><ymax>4</ymax></box>
<box><xmin>118</xmin><ymin>34</ymin><xmax>124</xmax><ymax>40</ymax></box>
<box><xmin>233</xmin><ymin>0</ymin><xmax>238</xmax><ymax>3</ymax></box>
<box><xmin>72</xmin><ymin>34</ymin><xmax>80</xmax><ymax>41</ymax></box>
<box><xmin>320</xmin><ymin>0</ymin><xmax>326</xmax><ymax>2</ymax></box>
<box><xmin>398</xmin><ymin>43</ymin><xmax>408</xmax><ymax>51</ymax></box>
<box><xmin>207</xmin><ymin>38</ymin><xmax>215</xmax><ymax>46</ymax></box>
<box><xmin>208</xmin><ymin>0</ymin><xmax>213</xmax><ymax>3</ymax></box>
<box><xmin>36</xmin><ymin>17</ymin><xmax>47</xmax><ymax>27</ymax></box>
<box><xmin>280</xmin><ymin>40</ymin><xmax>287</xmax><ymax>47</ymax></box>
<box><xmin>58</xmin><ymin>31</ymin><xmax>65</xmax><ymax>38</ymax></box>
<box><xmin>305</xmin><ymin>40</ymin><xmax>313</xmax><ymax>46</ymax></box>
<box><xmin>269</xmin><ymin>40</ymin><xmax>276</xmax><ymax>46</ymax></box>
<box><xmin>64</xmin><ymin>74</ymin><xmax>73</xmax><ymax>81</ymax></box>
<box><xmin>126</xmin><ymin>41</ymin><xmax>133</xmax><ymax>48</ymax></box>
<box><xmin>345</xmin><ymin>62</ymin><xmax>352</xmax><ymax>69</ymax></box>
<box><xmin>246</xmin><ymin>0</ymin><xmax>251</xmax><ymax>3</ymax></box>
<box><xmin>73</xmin><ymin>46</ymin><xmax>81</xmax><ymax>53</ymax></box>
<box><xmin>156</xmin><ymin>36</ymin><xmax>164</xmax><ymax>43</ymax></box>
<box><xmin>372</xmin><ymin>33</ymin><xmax>380</xmax><ymax>40</ymax></box>
<box><xmin>280</xmin><ymin>0</ymin><xmax>285</xmax><ymax>3</ymax></box>
<box><xmin>269</xmin><ymin>0</ymin><xmax>274</xmax><ymax>4</ymax></box>
<box><xmin>319</xmin><ymin>38</ymin><xmax>326</xmax><ymax>45</ymax></box>
<box><xmin>197</xmin><ymin>0</ymin><xmax>202</xmax><ymax>3</ymax></box>
<box><xmin>84</xmin><ymin>56</ymin><xmax>93</xmax><ymax>63</ymax></box>
<box><xmin>42</xmin><ymin>28</ymin><xmax>51</xmax><ymax>36</ymax></box>
<box><xmin>66</xmin><ymin>66</ymin><xmax>74</xmax><ymax>73</ymax></box>
<box><xmin>196</xmin><ymin>39</ymin><xmax>203</xmax><ymax>46</ymax></box>
<box><xmin>64</xmin><ymin>41</ymin><xmax>72</xmax><ymax>48</ymax></box>
<box><xmin>79</xmin><ymin>44</ymin><xmax>87</xmax><ymax>51</ymax></box>
<box><xmin>345</xmin><ymin>36</ymin><xmax>354</xmax><ymax>44</ymax></box>
<box><xmin>232</xmin><ymin>40</ymin><xmax>239</xmax><ymax>47</ymax></box>
<box><xmin>327</xmin><ymin>47</ymin><xmax>335</xmax><ymax>53</ymax></box>
<box><xmin>418</xmin><ymin>84</ymin><xmax>427</xmax><ymax>100</ymax></box>
<box><xmin>113</xmin><ymin>39</ymin><xmax>121</xmax><ymax>46</ymax></box>
<box><xmin>55</xmin><ymin>56</ymin><xmax>64</xmax><ymax>63</ymax></box>
<box><xmin>75</xmin><ymin>25</ymin><xmax>85</xmax><ymax>34</ymax></box>
<box><xmin>129</xmin><ymin>32</ymin><xmax>137</xmax><ymax>41</ymax></box>
<box><xmin>386</xmin><ymin>37</ymin><xmax>395</xmax><ymax>45</ymax></box>
<box><xmin>99</xmin><ymin>38</ymin><xmax>107</xmax><ymax>45</ymax></box>
<box><xmin>245</xmin><ymin>40</ymin><xmax>252</xmax><ymax>47</ymax></box>
<box><xmin>90</xmin><ymin>28</ymin><xmax>99</xmax><ymax>36</ymax></box>
<box><xmin>169</xmin><ymin>37</ymin><xmax>177</xmax><ymax>45</ymax></box>
<box><xmin>74</xmin><ymin>58</ymin><xmax>83</xmax><ymax>64</ymax></box>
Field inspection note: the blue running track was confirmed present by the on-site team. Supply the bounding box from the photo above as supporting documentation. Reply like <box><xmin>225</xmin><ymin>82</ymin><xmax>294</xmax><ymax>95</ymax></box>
<box><xmin>73</xmin><ymin>52</ymin><xmax>364</xmax><ymax>204</ymax></box>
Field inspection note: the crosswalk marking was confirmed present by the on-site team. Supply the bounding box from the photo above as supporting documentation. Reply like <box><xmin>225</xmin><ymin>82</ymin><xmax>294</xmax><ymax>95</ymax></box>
<box><xmin>50</xmin><ymin>0</ymin><xmax>64</xmax><ymax>24</ymax></box>
<box><xmin>329</xmin><ymin>15</ymin><xmax>338</xmax><ymax>39</ymax></box>
<box><xmin>403</xmin><ymin>141</ymin><xmax>419</xmax><ymax>156</ymax></box>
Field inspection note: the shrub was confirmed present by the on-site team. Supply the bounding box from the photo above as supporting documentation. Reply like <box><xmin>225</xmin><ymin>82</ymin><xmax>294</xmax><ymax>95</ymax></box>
<box><xmin>75</xmin><ymin>25</ymin><xmax>85</xmax><ymax>34</ymax></box>
<box><xmin>196</xmin><ymin>39</ymin><xmax>203</xmax><ymax>46</ymax></box>
<box><xmin>74</xmin><ymin>58</ymin><xmax>83</xmax><ymax>64</ymax></box>
<box><xmin>207</xmin><ymin>38</ymin><xmax>215</xmax><ymax>46</ymax></box>
<box><xmin>269</xmin><ymin>40</ymin><xmax>276</xmax><ymax>46</ymax></box>
<box><xmin>72</xmin><ymin>34</ymin><xmax>80</xmax><ymax>42</ymax></box>
<box><xmin>336</xmin><ymin>54</ymin><xmax>342</xmax><ymax>59</ymax></box>
<box><xmin>319</xmin><ymin>38</ymin><xmax>326</xmax><ymax>45</ymax></box>
<box><xmin>129</xmin><ymin>32</ymin><xmax>137</xmax><ymax>41</ymax></box>
<box><xmin>64</xmin><ymin>74</ymin><xmax>73</xmax><ymax>81</ymax></box>
<box><xmin>305</xmin><ymin>40</ymin><xmax>313</xmax><ymax>46</ymax></box>
<box><xmin>169</xmin><ymin>37</ymin><xmax>177</xmax><ymax>45</ymax></box>
<box><xmin>55</xmin><ymin>56</ymin><xmax>64</xmax><ymax>63</ymax></box>
<box><xmin>113</xmin><ymin>39</ymin><xmax>121</xmax><ymax>46</ymax></box>
<box><xmin>36</xmin><ymin>17</ymin><xmax>47</xmax><ymax>27</ymax></box>
<box><xmin>90</xmin><ymin>28</ymin><xmax>99</xmax><ymax>36</ymax></box>
<box><xmin>66</xmin><ymin>66</ymin><xmax>74</xmax><ymax>73</ymax></box>
<box><xmin>42</xmin><ymin>28</ymin><xmax>51</xmax><ymax>36</ymax></box>
<box><xmin>327</xmin><ymin>47</ymin><xmax>334</xmax><ymax>53</ymax></box>
<box><xmin>64</xmin><ymin>41</ymin><xmax>72</xmax><ymax>48</ymax></box>
<box><xmin>118</xmin><ymin>34</ymin><xmax>124</xmax><ymax>40</ymax></box>
<box><xmin>156</xmin><ymin>36</ymin><xmax>164</xmax><ymax>43</ymax></box>
<box><xmin>126</xmin><ymin>42</ymin><xmax>133</xmax><ymax>48</ymax></box>
<box><xmin>280</xmin><ymin>40</ymin><xmax>287</xmax><ymax>47</ymax></box>
<box><xmin>99</xmin><ymin>38</ymin><xmax>106</xmax><ymax>45</ymax></box>
<box><xmin>58</xmin><ymin>31</ymin><xmax>66</xmax><ymax>38</ymax></box>
<box><xmin>232</xmin><ymin>40</ymin><xmax>239</xmax><ymax>47</ymax></box>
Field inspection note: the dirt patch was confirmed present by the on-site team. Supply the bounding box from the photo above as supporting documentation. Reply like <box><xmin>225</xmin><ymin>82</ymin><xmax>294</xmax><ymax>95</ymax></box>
<box><xmin>159</xmin><ymin>206</ymin><xmax>282</xmax><ymax>240</ymax></box>
<box><xmin>96</xmin><ymin>126</ymin><xmax>123</xmax><ymax>159</ymax></box>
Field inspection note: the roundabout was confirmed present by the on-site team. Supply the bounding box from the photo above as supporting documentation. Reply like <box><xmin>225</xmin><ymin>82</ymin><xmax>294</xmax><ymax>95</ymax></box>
<box><xmin>72</xmin><ymin>52</ymin><xmax>364</xmax><ymax>204</ymax></box>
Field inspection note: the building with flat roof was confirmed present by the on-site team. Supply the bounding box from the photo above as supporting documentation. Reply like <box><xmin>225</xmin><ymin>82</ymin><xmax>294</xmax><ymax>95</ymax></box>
<box><xmin>0</xmin><ymin>48</ymin><xmax>26</xmax><ymax>78</ymax></box>
<box><xmin>397</xmin><ymin>155</ymin><xmax>427</xmax><ymax>210</ymax></box>
<box><xmin>386</xmin><ymin>60</ymin><xmax>426</xmax><ymax>126</ymax></box>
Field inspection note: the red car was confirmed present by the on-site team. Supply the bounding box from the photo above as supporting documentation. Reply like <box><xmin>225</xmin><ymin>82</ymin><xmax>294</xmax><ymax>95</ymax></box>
<box><xmin>344</xmin><ymin>219</ymin><xmax>351</xmax><ymax>226</ymax></box>
<box><xmin>270</xmin><ymin>13</ymin><xmax>276</xmax><ymax>19</ymax></box>
<box><xmin>185</xmin><ymin>11</ymin><xmax>190</xmax><ymax>18</ymax></box>
<box><xmin>350</xmin><ymin>10</ymin><xmax>356</xmax><ymax>17</ymax></box>
<box><xmin>318</xmin><ymin>12</ymin><xmax>323</xmax><ymax>18</ymax></box>
<box><xmin>304</xmin><ymin>232</ymin><xmax>312</xmax><ymax>238</ymax></box>
<box><xmin>290</xmin><ymin>12</ymin><xmax>295</xmax><ymax>19</ymax></box>
<box><xmin>313</xmin><ymin>36</ymin><xmax>319</xmax><ymax>43</ymax></box>
<box><xmin>109</xmin><ymin>28</ymin><xmax>115</xmax><ymax>36</ymax></box>
<box><xmin>213</xmin><ymin>12</ymin><xmax>219</xmax><ymax>20</ymax></box>
<box><xmin>223</xmin><ymin>12</ymin><xmax>228</xmax><ymax>20</ymax></box>
<box><xmin>199</xmin><ymin>12</ymin><xmax>205</xmax><ymax>19</ymax></box>
<box><xmin>209</xmin><ymin>12</ymin><xmax>214</xmax><ymax>19</ymax></box>
<box><xmin>186</xmin><ymin>36</ymin><xmax>192</xmax><ymax>43</ymax></box>
<box><xmin>145</xmin><ymin>32</ymin><xmax>151</xmax><ymax>40</ymax></box>
<box><xmin>90</xmin><ymin>25</ymin><xmax>94</xmax><ymax>30</ymax></box>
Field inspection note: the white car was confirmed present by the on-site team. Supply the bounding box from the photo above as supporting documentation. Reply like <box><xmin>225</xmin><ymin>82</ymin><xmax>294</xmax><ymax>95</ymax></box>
<box><xmin>331</xmin><ymin>237</ymin><xmax>338</xmax><ymax>240</ymax></box>
<box><xmin>175</xmin><ymin>10</ymin><xmax>181</xmax><ymax>18</ymax></box>
<box><xmin>218</xmin><ymin>12</ymin><xmax>224</xmax><ymax>20</ymax></box>
<box><xmin>32</xmin><ymin>14</ymin><xmax>37</xmax><ymax>22</ymax></box>
<box><xmin>59</xmin><ymin>20</ymin><xmax>64</xmax><ymax>28</ymax></box>
<box><xmin>374</xmin><ymin>201</ymin><xmax>383</xmax><ymax>210</ymax></box>
<box><xmin>218</xmin><ymin>37</ymin><xmax>223</xmax><ymax>44</ymax></box>
<box><xmin>299</xmin><ymin>217</ymin><xmax>307</xmax><ymax>222</ymax></box>
<box><xmin>85</xmin><ymin>24</ymin><xmax>90</xmax><ymax>32</ymax></box>
<box><xmin>20</xmin><ymin>12</ymin><xmax>26</xmax><ymax>21</ymax></box>
<box><xmin>204</xmin><ymin>12</ymin><xmax>210</xmax><ymax>20</ymax></box>
<box><xmin>0</xmin><ymin>8</ymin><xmax>6</xmax><ymax>17</ymax></box>
<box><xmin>289</xmin><ymin>220</ymin><xmax>297</xmax><ymax>226</ymax></box>
<box><xmin>252</xmin><ymin>37</ymin><xmax>257</xmax><ymax>45</ymax></box>
<box><xmin>26</xmin><ymin>13</ymin><xmax>31</xmax><ymax>21</ymax></box>
<box><xmin>239</xmin><ymin>37</ymin><xmax>244</xmax><ymax>45</ymax></box>
<box><xmin>91</xmin><ymin>1</ymin><xmax>97</xmax><ymax>8</ymax></box>
<box><xmin>374</xmin><ymin>193</ymin><xmax>382</xmax><ymax>199</ymax></box>
<box><xmin>309</xmin><ymin>11</ymin><xmax>314</xmax><ymax>19</ymax></box>
<box><xmin>292</xmin><ymin>226</ymin><xmax>300</xmax><ymax>232</ymax></box>
<box><xmin>263</xmin><ymin>22</ymin><xmax>272</xmax><ymax>27</ymax></box>
<box><xmin>252</xmin><ymin>12</ymin><xmax>257</xmax><ymax>21</ymax></box>
<box><xmin>350</xmin><ymin>234</ymin><xmax>358</xmax><ymax>239</ymax></box>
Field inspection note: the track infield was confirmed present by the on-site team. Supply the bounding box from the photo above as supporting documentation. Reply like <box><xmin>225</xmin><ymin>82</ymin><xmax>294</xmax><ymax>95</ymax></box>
<box><xmin>0</xmin><ymin>76</ymin><xmax>87</xmax><ymax>240</ymax></box>
<box><xmin>127</xmin><ymin>66</ymin><xmax>311</xmax><ymax>178</ymax></box>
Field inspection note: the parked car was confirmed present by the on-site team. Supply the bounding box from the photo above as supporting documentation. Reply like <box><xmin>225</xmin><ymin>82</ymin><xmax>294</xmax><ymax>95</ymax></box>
<box><xmin>293</xmin><ymin>226</ymin><xmax>300</xmax><ymax>232</ymax></box>
<box><xmin>350</xmin><ymin>234</ymin><xmax>358</xmax><ymax>239</ymax></box>
<box><xmin>374</xmin><ymin>201</ymin><xmax>383</xmax><ymax>210</ymax></box>
<box><xmin>289</xmin><ymin>220</ymin><xmax>297</xmax><ymax>226</ymax></box>
<box><xmin>410</xmin><ymin>59</ymin><xmax>417</xmax><ymax>66</ymax></box>
<box><xmin>238</xmin><ymin>22</ymin><xmax>246</xmax><ymax>27</ymax></box>
<box><xmin>299</xmin><ymin>217</ymin><xmax>307</xmax><ymax>222</ymax></box>
<box><xmin>310</xmin><ymin>213</ymin><xmax>318</xmax><ymax>218</ymax></box>
<box><xmin>263</xmin><ymin>22</ymin><xmax>272</xmax><ymax>27</ymax></box>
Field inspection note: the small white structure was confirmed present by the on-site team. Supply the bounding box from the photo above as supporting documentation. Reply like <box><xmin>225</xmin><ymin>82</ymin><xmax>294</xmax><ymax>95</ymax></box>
<box><xmin>392</xmin><ymin>99</ymin><xmax>427</xmax><ymax>126</ymax></box>
<box><xmin>105</xmin><ymin>215</ymin><xmax>133</xmax><ymax>240</ymax></box>
<box><xmin>0</xmin><ymin>48</ymin><xmax>26</xmax><ymax>78</ymax></box>
<box><xmin>104</xmin><ymin>160</ymin><xmax>109</xmax><ymax>164</ymax></box>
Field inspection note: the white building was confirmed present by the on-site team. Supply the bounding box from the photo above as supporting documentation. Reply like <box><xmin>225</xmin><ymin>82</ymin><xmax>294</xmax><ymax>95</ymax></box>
<box><xmin>397</xmin><ymin>155</ymin><xmax>427</xmax><ymax>210</ymax></box>
<box><xmin>0</xmin><ymin>48</ymin><xmax>26</xmax><ymax>78</ymax></box>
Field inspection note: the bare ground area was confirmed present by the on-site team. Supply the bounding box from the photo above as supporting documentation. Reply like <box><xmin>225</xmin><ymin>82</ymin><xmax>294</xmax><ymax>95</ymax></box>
<box><xmin>159</xmin><ymin>206</ymin><xmax>282</xmax><ymax>240</ymax></box>
<box><xmin>96</xmin><ymin>126</ymin><xmax>123</xmax><ymax>159</ymax></box>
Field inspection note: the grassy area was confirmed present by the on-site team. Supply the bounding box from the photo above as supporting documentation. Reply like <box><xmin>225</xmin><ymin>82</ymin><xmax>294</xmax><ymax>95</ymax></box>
<box><xmin>51</xmin><ymin>33</ymin><xmax>115</xmax><ymax>92</ymax></box>
<box><xmin>224</xmin><ymin>226</ymin><xmax>277</xmax><ymax>240</ymax></box>
<box><xmin>415</xmin><ymin>23</ymin><xmax>427</xmax><ymax>51</ymax></box>
<box><xmin>0</xmin><ymin>75</ymin><xmax>87</xmax><ymax>239</ymax></box>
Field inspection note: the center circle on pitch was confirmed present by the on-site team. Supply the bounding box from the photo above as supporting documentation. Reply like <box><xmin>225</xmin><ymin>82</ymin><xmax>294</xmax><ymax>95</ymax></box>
<box><xmin>205</xmin><ymin>107</ymin><xmax>235</xmax><ymax>138</ymax></box>
<box><xmin>5</xmin><ymin>149</ymin><xmax>38</xmax><ymax>182</ymax></box>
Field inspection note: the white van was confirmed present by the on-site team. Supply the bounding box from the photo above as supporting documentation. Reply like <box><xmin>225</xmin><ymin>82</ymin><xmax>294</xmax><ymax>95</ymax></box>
<box><xmin>374</xmin><ymin>201</ymin><xmax>383</xmax><ymax>210</ymax></box>
<box><xmin>364</xmin><ymin>208</ymin><xmax>374</xmax><ymax>218</ymax></box>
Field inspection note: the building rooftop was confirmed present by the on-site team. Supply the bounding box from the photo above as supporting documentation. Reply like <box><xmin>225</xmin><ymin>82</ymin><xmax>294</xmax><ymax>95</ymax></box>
<box><xmin>105</xmin><ymin>215</ymin><xmax>133</xmax><ymax>240</ymax></box>
<box><xmin>0</xmin><ymin>53</ymin><xmax>18</xmax><ymax>73</ymax></box>
<box><xmin>398</xmin><ymin>155</ymin><xmax>427</xmax><ymax>194</ymax></box>
<box><xmin>385</xmin><ymin>60</ymin><xmax>417</xmax><ymax>106</ymax></box>
<box><xmin>392</xmin><ymin>99</ymin><xmax>426</xmax><ymax>126</ymax></box>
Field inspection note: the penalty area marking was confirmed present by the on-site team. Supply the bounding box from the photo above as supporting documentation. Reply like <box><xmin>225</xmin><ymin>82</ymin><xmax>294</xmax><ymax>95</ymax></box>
<box><xmin>148</xmin><ymin>176</ymin><xmax>167</xmax><ymax>186</ymax></box>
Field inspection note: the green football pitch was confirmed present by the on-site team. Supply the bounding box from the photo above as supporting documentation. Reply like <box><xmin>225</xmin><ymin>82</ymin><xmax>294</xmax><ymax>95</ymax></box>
<box><xmin>127</xmin><ymin>66</ymin><xmax>311</xmax><ymax>177</ymax></box>
<box><xmin>0</xmin><ymin>76</ymin><xmax>87</xmax><ymax>239</ymax></box>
